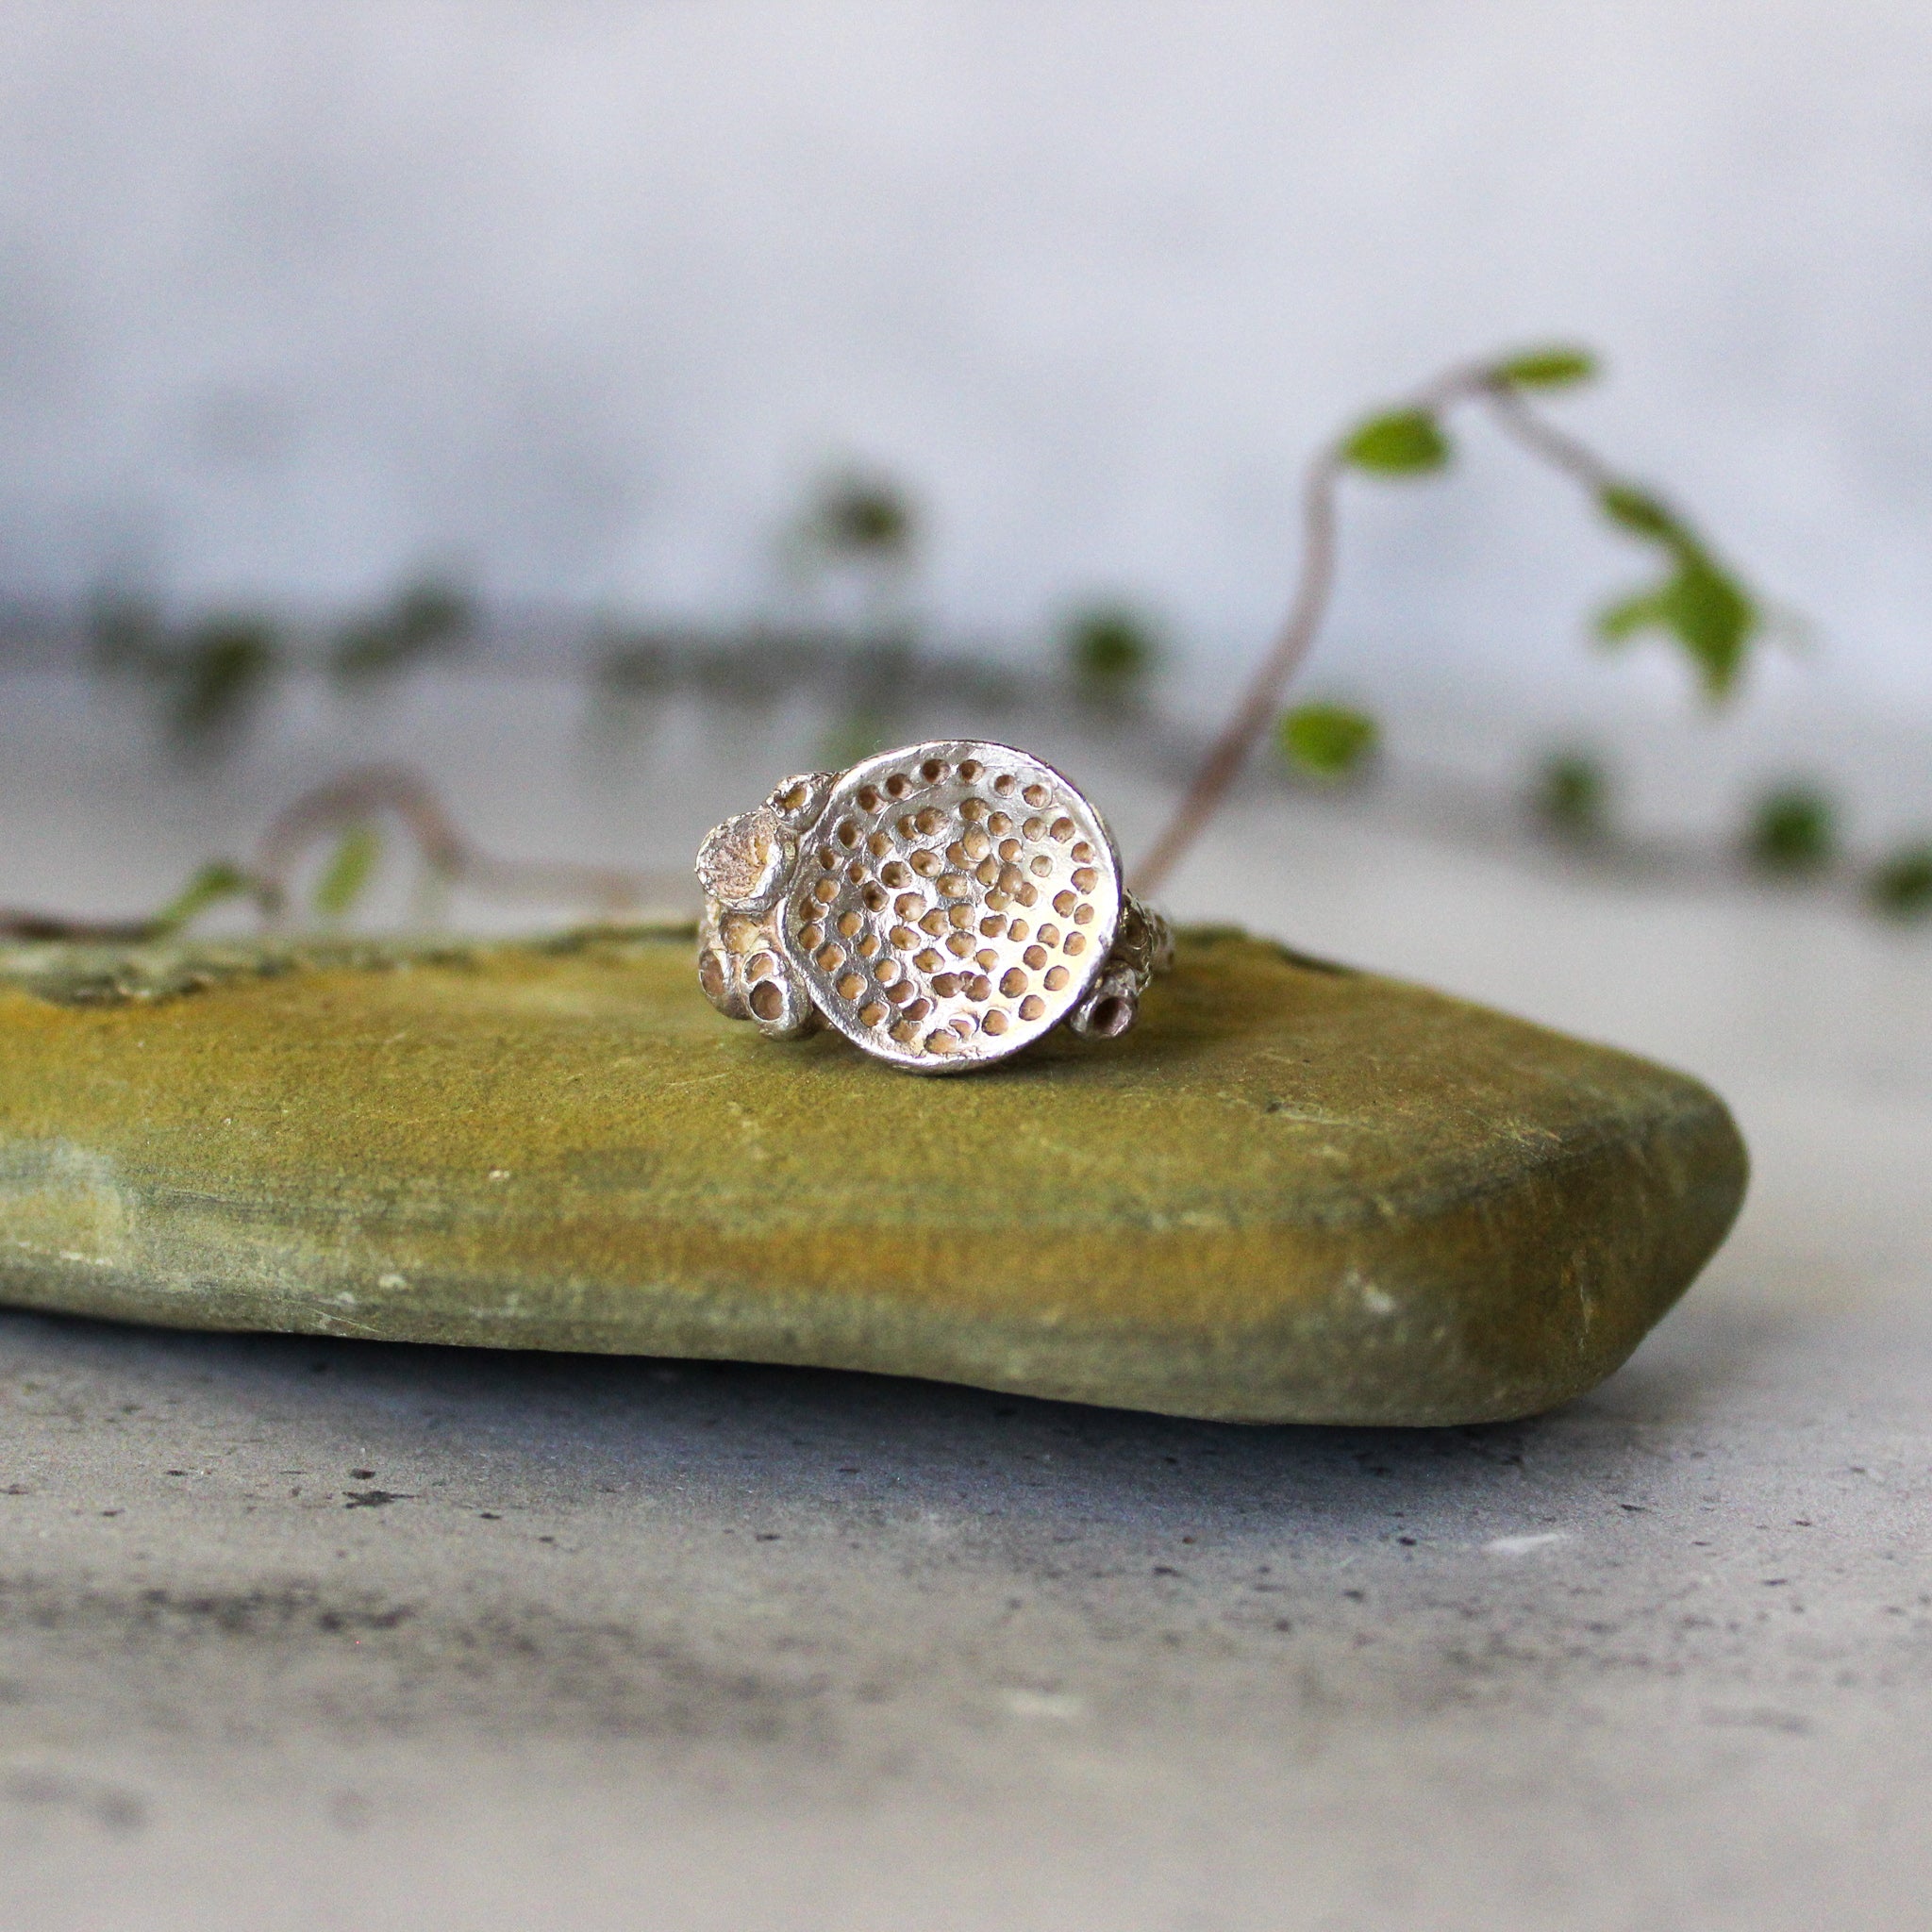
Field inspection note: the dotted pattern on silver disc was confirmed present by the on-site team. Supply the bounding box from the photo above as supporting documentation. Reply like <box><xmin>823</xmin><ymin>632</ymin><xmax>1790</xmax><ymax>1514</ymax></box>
<box><xmin>780</xmin><ymin>741</ymin><xmax>1123</xmax><ymax>1071</ymax></box>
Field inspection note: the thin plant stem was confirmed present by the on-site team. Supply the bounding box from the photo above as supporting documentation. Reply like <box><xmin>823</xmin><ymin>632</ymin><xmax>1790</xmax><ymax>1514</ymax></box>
<box><xmin>254</xmin><ymin>766</ymin><xmax>669</xmax><ymax>921</ymax></box>
<box><xmin>1478</xmin><ymin>380</ymin><xmax>1618</xmax><ymax>492</ymax></box>
<box><xmin>1130</xmin><ymin>363</ymin><xmax>1624</xmax><ymax>897</ymax></box>
<box><xmin>1129</xmin><ymin>449</ymin><xmax>1342</xmax><ymax>897</ymax></box>
<box><xmin>0</xmin><ymin>767</ymin><xmax>686</xmax><ymax>943</ymax></box>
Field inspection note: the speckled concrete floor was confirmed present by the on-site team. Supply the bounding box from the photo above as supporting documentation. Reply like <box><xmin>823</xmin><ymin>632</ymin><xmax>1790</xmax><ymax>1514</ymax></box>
<box><xmin>2</xmin><ymin>691</ymin><xmax>1928</xmax><ymax>1929</ymax></box>
<box><xmin>2</xmin><ymin>1248</ymin><xmax>1927</xmax><ymax>1931</ymax></box>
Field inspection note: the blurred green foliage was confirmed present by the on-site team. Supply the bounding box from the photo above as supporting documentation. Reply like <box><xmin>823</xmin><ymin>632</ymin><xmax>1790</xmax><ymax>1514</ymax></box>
<box><xmin>333</xmin><ymin>579</ymin><xmax>474</xmax><ymax>683</ymax></box>
<box><xmin>1063</xmin><ymin>605</ymin><xmax>1159</xmax><ymax>703</ymax></box>
<box><xmin>1278</xmin><ymin>703</ymin><xmax>1379</xmax><ymax>779</ymax></box>
<box><xmin>86</xmin><ymin>574</ymin><xmax>477</xmax><ymax>758</ymax></box>
<box><xmin>1868</xmin><ymin>844</ymin><xmax>1932</xmax><ymax>920</ymax></box>
<box><xmin>73</xmin><ymin>348</ymin><xmax>1928</xmax><ymax>938</ymax></box>
<box><xmin>168</xmin><ymin>617</ymin><xmax>278</xmax><ymax>744</ymax></box>
<box><xmin>313</xmin><ymin>825</ymin><xmax>382</xmax><ymax>922</ymax></box>
<box><xmin>1534</xmin><ymin>750</ymin><xmax>1611</xmax><ymax>841</ymax></box>
<box><xmin>796</xmin><ymin>471</ymin><xmax>918</xmax><ymax>565</ymax></box>
<box><xmin>148</xmin><ymin>860</ymin><xmax>264</xmax><ymax>937</ymax></box>
<box><xmin>1746</xmin><ymin>785</ymin><xmax>1839</xmax><ymax>874</ymax></box>
<box><xmin>1338</xmin><ymin>352</ymin><xmax>1761</xmax><ymax>705</ymax></box>
<box><xmin>1596</xmin><ymin>486</ymin><xmax>1757</xmax><ymax>702</ymax></box>
<box><xmin>1342</xmin><ymin>409</ymin><xmax>1450</xmax><ymax>475</ymax></box>
<box><xmin>89</xmin><ymin>594</ymin><xmax>279</xmax><ymax>746</ymax></box>
<box><xmin>1488</xmin><ymin>346</ymin><xmax>1598</xmax><ymax>389</ymax></box>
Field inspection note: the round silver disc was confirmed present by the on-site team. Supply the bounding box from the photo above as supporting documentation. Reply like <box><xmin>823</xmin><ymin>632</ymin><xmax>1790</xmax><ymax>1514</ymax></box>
<box><xmin>780</xmin><ymin>741</ymin><xmax>1123</xmax><ymax>1072</ymax></box>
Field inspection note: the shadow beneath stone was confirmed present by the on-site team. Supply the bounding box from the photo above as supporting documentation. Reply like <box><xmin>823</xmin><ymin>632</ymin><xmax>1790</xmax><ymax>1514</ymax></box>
<box><xmin>1</xmin><ymin>1289</ymin><xmax>1902</xmax><ymax>1769</ymax></box>
<box><xmin>0</xmin><ymin>1285</ymin><xmax>1795</xmax><ymax>1544</ymax></box>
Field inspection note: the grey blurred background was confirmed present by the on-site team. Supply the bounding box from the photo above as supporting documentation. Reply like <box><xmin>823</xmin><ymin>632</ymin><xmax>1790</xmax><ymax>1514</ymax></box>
<box><xmin>4</xmin><ymin>0</ymin><xmax>1931</xmax><ymax>925</ymax></box>
<box><xmin>4</xmin><ymin>0</ymin><xmax>1930</xmax><ymax>713</ymax></box>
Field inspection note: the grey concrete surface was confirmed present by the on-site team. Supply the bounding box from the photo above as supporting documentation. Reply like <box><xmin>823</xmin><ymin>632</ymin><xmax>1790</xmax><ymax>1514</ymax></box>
<box><xmin>1</xmin><ymin>1241</ymin><xmax>1927</xmax><ymax>1931</ymax></box>
<box><xmin>2</xmin><ymin>694</ymin><xmax>1929</xmax><ymax>1929</ymax></box>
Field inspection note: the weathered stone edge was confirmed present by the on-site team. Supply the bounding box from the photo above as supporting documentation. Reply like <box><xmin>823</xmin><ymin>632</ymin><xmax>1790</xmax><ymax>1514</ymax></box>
<box><xmin>0</xmin><ymin>924</ymin><xmax>699</xmax><ymax>1008</ymax></box>
<box><xmin>0</xmin><ymin>1078</ymin><xmax>1745</xmax><ymax>1425</ymax></box>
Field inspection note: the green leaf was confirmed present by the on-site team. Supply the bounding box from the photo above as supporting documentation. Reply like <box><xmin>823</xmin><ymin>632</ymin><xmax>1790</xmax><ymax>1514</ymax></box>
<box><xmin>1596</xmin><ymin>554</ymin><xmax>1757</xmax><ymax>700</ymax></box>
<box><xmin>1596</xmin><ymin>584</ymin><xmax>1672</xmax><ymax>642</ymax></box>
<box><xmin>1533</xmin><ymin>751</ymin><xmax>1611</xmax><ymax>840</ymax></box>
<box><xmin>1278</xmin><ymin>703</ymin><xmax>1380</xmax><ymax>778</ymax></box>
<box><xmin>1675</xmin><ymin>558</ymin><xmax>1757</xmax><ymax>697</ymax></box>
<box><xmin>1064</xmin><ymin>605</ymin><xmax>1159</xmax><ymax>699</ymax></box>
<box><xmin>314</xmin><ymin>825</ymin><xmax>382</xmax><ymax>923</ymax></box>
<box><xmin>1490</xmin><ymin>346</ymin><xmax>1597</xmax><ymax>389</ymax></box>
<box><xmin>169</xmin><ymin>617</ymin><xmax>277</xmax><ymax>745</ymax></box>
<box><xmin>150</xmin><ymin>860</ymin><xmax>257</xmax><ymax>937</ymax></box>
<box><xmin>803</xmin><ymin>473</ymin><xmax>917</xmax><ymax>560</ymax></box>
<box><xmin>1744</xmin><ymin>786</ymin><xmax>1837</xmax><ymax>874</ymax></box>
<box><xmin>1341</xmin><ymin>410</ymin><xmax>1450</xmax><ymax>475</ymax></box>
<box><xmin>1597</xmin><ymin>484</ymin><xmax>1685</xmax><ymax>546</ymax></box>
<box><xmin>1868</xmin><ymin>844</ymin><xmax>1932</xmax><ymax>920</ymax></box>
<box><xmin>334</xmin><ymin>577</ymin><xmax>474</xmax><ymax>682</ymax></box>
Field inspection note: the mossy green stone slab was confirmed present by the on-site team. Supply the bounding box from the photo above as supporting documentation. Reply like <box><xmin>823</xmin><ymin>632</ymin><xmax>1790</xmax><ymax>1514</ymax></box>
<box><xmin>0</xmin><ymin>927</ymin><xmax>1744</xmax><ymax>1424</ymax></box>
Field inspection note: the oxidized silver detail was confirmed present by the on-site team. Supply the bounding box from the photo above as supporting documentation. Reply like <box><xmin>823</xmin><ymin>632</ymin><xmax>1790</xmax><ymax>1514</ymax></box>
<box><xmin>1067</xmin><ymin>892</ymin><xmax>1174</xmax><ymax>1041</ymax></box>
<box><xmin>694</xmin><ymin>740</ymin><xmax>1169</xmax><ymax>1073</ymax></box>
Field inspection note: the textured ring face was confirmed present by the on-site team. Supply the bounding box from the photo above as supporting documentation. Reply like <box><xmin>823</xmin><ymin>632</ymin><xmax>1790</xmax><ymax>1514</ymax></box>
<box><xmin>780</xmin><ymin>741</ymin><xmax>1122</xmax><ymax>1071</ymax></box>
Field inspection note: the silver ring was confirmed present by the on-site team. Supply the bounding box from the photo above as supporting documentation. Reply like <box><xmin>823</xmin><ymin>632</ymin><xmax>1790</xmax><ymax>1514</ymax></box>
<box><xmin>695</xmin><ymin>740</ymin><xmax>1173</xmax><ymax>1074</ymax></box>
